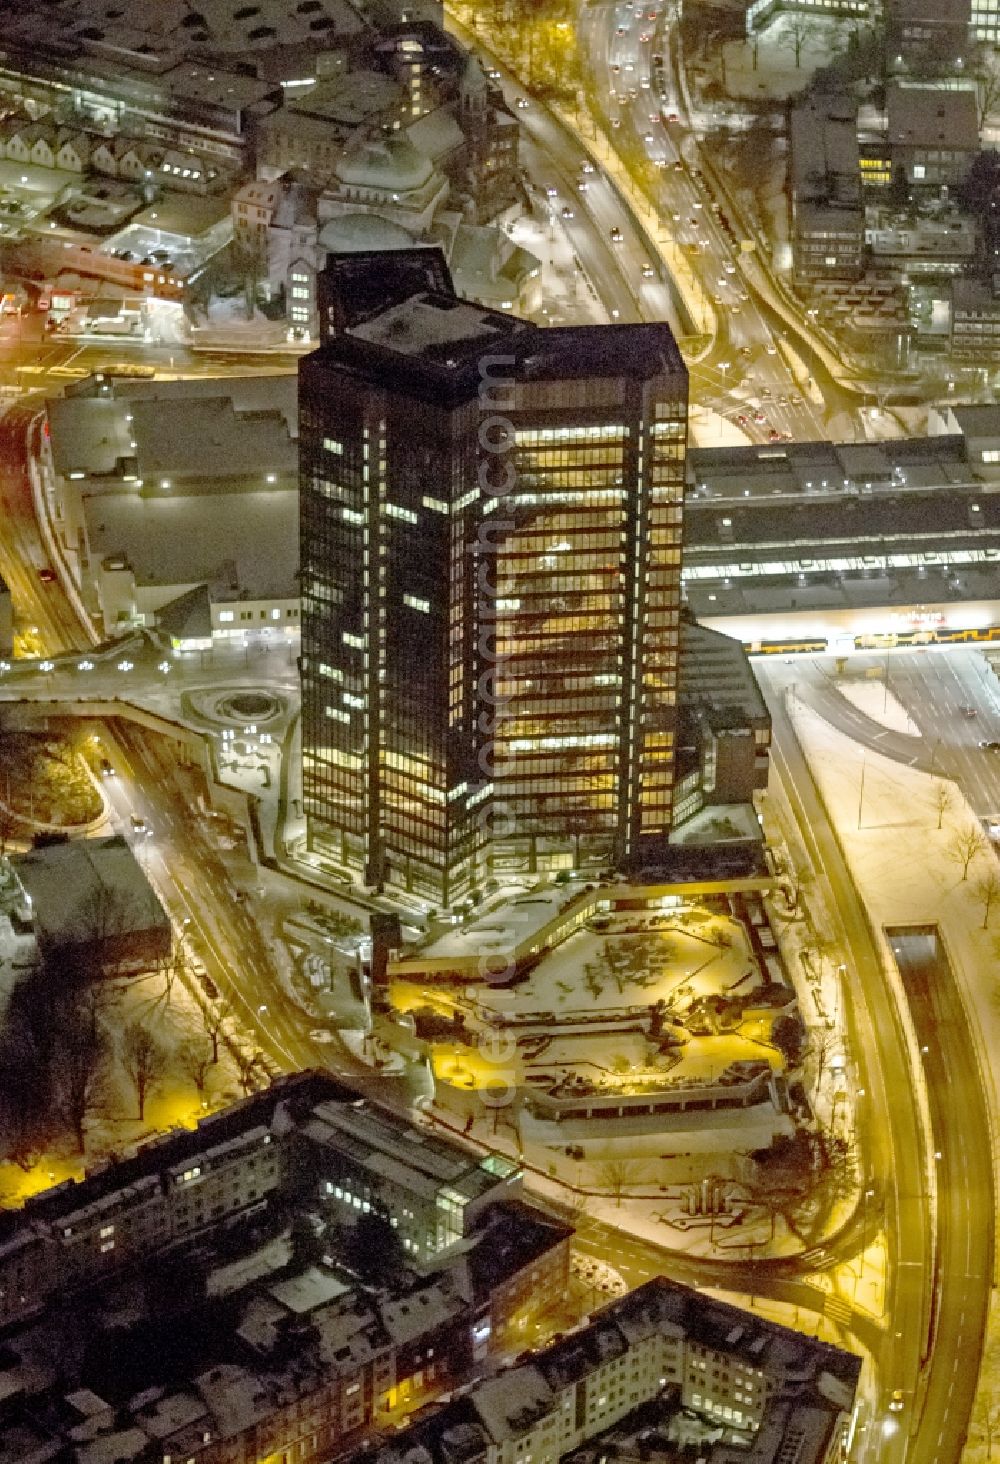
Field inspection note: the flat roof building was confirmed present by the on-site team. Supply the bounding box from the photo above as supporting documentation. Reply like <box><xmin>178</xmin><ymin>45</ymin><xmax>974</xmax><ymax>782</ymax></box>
<box><xmin>40</xmin><ymin>374</ymin><xmax>301</xmax><ymax>643</ymax></box>
<box><xmin>788</xmin><ymin>96</ymin><xmax>864</xmax><ymax>283</ymax></box>
<box><xmin>12</xmin><ymin>834</ymin><xmax>171</xmax><ymax>975</ymax></box>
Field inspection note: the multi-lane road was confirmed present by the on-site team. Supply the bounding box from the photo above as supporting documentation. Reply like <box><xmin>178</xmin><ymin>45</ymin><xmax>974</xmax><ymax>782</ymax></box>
<box><xmin>761</xmin><ymin>647</ymin><xmax>1000</xmax><ymax>824</ymax></box>
<box><xmin>888</xmin><ymin>928</ymin><xmax>993</xmax><ymax>1464</ymax></box>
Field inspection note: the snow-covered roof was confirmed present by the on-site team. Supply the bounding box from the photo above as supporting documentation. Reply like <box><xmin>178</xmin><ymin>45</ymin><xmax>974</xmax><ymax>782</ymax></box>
<box><xmin>318</xmin><ymin>211</ymin><xmax>415</xmax><ymax>254</ymax></box>
<box><xmin>381</xmin><ymin>1285</ymin><xmax>460</xmax><ymax>1346</ymax></box>
<box><xmin>405</xmin><ymin>107</ymin><xmax>465</xmax><ymax>162</ymax></box>
<box><xmin>268</xmin><ymin>1265</ymin><xmax>350</xmax><ymax>1314</ymax></box>
<box><xmin>336</xmin><ymin>136</ymin><xmax>433</xmax><ymax>193</ymax></box>
<box><xmin>83</xmin><ymin>487</ymin><xmax>299</xmax><ymax>601</ymax></box>
<box><xmin>471</xmin><ymin>1366</ymin><xmax>554</xmax><ymax>1442</ymax></box>
<box><xmin>13</xmin><ymin>836</ymin><xmax>169</xmax><ymax>956</ymax></box>
<box><xmin>289</xmin><ymin>68</ymin><xmax>402</xmax><ymax>126</ymax></box>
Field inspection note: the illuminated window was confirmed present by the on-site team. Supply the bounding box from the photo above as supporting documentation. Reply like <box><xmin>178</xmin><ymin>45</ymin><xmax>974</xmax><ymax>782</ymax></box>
<box><xmin>913</xmin><ymin>164</ymin><xmax>926</xmax><ymax>179</ymax></box>
<box><xmin>323</xmin><ymin>437</ymin><xmax>343</xmax><ymax>455</ymax></box>
<box><xmin>403</xmin><ymin>593</ymin><xmax>430</xmax><ymax>613</ymax></box>
<box><xmin>218</xmin><ymin>611</ymin><xmax>234</xmax><ymax>622</ymax></box>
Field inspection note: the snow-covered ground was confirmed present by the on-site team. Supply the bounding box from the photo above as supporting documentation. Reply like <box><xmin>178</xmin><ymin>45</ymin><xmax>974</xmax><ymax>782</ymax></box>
<box><xmin>835</xmin><ymin>678</ymin><xmax>921</xmax><ymax>737</ymax></box>
<box><xmin>471</xmin><ymin>914</ymin><xmax>756</xmax><ymax>1019</ymax></box>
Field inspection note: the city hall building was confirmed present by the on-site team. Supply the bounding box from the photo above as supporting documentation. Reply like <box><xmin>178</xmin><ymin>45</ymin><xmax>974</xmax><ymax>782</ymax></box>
<box><xmin>299</xmin><ymin>248</ymin><xmax>689</xmax><ymax>904</ymax></box>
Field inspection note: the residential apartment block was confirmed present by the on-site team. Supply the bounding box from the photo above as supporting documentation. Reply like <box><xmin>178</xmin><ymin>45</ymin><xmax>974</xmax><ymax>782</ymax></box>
<box><xmin>0</xmin><ymin>1074</ymin><xmax>571</xmax><ymax>1464</ymax></box>
<box><xmin>348</xmin><ymin>1277</ymin><xmax>861</xmax><ymax>1464</ymax></box>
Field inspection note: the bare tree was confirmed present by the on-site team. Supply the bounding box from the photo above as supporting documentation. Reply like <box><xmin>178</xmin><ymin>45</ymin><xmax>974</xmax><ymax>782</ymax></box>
<box><xmin>784</xmin><ymin>861</ymin><xmax>813</xmax><ymax>914</ymax></box>
<box><xmin>121</xmin><ymin>1022</ymin><xmax>163</xmax><ymax>1121</ymax></box>
<box><xmin>973</xmin><ymin>1393</ymin><xmax>1000</xmax><ymax>1459</ymax></box>
<box><xmin>199</xmin><ymin>1000</ymin><xmax>232</xmax><ymax>1064</ymax></box>
<box><xmin>597</xmin><ymin>1157</ymin><xmax>638</xmax><ymax>1208</ymax></box>
<box><xmin>947</xmin><ymin>824</ymin><xmax>988</xmax><ymax>881</ymax></box>
<box><xmin>974</xmin><ymin>46</ymin><xmax>1000</xmax><ymax>127</ymax></box>
<box><xmin>56</xmin><ymin>989</ymin><xmax>109</xmax><ymax>1151</ymax></box>
<box><xmin>178</xmin><ymin>1037</ymin><xmax>214</xmax><ymax>1095</ymax></box>
<box><xmin>777</xmin><ymin>15</ymin><xmax>820</xmax><ymax>68</ymax></box>
<box><xmin>931</xmin><ymin>782</ymin><xmax>955</xmax><ymax>831</ymax></box>
<box><xmin>233</xmin><ymin>1047</ymin><xmax>265</xmax><ymax>1097</ymax></box>
<box><xmin>975</xmin><ymin>870</ymin><xmax>1000</xmax><ymax>928</ymax></box>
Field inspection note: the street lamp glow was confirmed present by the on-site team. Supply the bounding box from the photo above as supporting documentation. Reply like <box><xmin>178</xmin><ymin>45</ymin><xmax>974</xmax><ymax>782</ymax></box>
<box><xmin>78</xmin><ymin>660</ymin><xmax>94</xmax><ymax>671</ymax></box>
<box><xmin>118</xmin><ymin>659</ymin><xmax>133</xmax><ymax>671</ymax></box>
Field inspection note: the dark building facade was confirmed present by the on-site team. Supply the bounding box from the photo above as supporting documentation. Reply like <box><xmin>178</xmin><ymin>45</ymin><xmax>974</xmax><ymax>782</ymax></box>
<box><xmin>299</xmin><ymin>248</ymin><xmax>689</xmax><ymax>904</ymax></box>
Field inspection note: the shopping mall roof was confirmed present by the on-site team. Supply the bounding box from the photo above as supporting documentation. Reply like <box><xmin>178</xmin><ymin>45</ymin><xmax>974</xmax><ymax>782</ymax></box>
<box><xmin>82</xmin><ymin>488</ymin><xmax>299</xmax><ymax>600</ymax></box>
<box><xmin>48</xmin><ymin>380</ymin><xmax>298</xmax><ymax>485</ymax></box>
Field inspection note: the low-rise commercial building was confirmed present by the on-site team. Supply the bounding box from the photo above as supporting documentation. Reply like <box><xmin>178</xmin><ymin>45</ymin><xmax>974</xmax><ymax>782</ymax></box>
<box><xmin>38</xmin><ymin>372</ymin><xmax>300</xmax><ymax>643</ymax></box>
<box><xmin>12</xmin><ymin>834</ymin><xmax>171</xmax><ymax>976</ymax></box>
<box><xmin>951</xmin><ymin>276</ymin><xmax>1000</xmax><ymax>358</ymax></box>
<box><xmin>682</xmin><ymin>414</ymin><xmax>1000</xmax><ymax>643</ymax></box>
<box><xmin>886</xmin><ymin>0</ymin><xmax>970</xmax><ymax>68</ymax></box>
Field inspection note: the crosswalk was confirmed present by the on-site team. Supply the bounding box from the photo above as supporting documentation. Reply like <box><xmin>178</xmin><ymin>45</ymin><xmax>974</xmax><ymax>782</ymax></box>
<box><xmin>824</xmin><ymin>1294</ymin><xmax>853</xmax><ymax>1326</ymax></box>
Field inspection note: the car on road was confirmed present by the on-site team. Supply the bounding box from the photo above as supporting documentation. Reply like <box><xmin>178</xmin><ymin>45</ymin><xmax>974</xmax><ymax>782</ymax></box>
<box><xmin>736</xmin><ymin>413</ymin><xmax>750</xmax><ymax>427</ymax></box>
<box><xmin>37</xmin><ymin>566</ymin><xmax>55</xmax><ymax>583</ymax></box>
<box><xmin>578</xmin><ymin>178</ymin><xmax>589</xmax><ymax>191</ymax></box>
<box><xmin>310</xmin><ymin>1028</ymin><xmax>336</xmax><ymax>1044</ymax></box>
<box><xmin>641</xmin><ymin>262</ymin><xmax>655</xmax><ymax>277</ymax></box>
<box><xmin>889</xmin><ymin>1390</ymin><xmax>904</xmax><ymax>1412</ymax></box>
<box><xmin>610</xmin><ymin>226</ymin><xmax>623</xmax><ymax>243</ymax></box>
<box><xmin>961</xmin><ymin>705</ymin><xmax>978</xmax><ymax>717</ymax></box>
<box><xmin>980</xmin><ymin>739</ymin><xmax>1000</xmax><ymax>750</ymax></box>
<box><xmin>515</xmin><ymin>96</ymin><xmax>530</xmax><ymax>109</ymax></box>
<box><xmin>739</xmin><ymin>345</ymin><xmax>752</xmax><ymax>357</ymax></box>
<box><xmin>100</xmin><ymin>758</ymin><xmax>115</xmax><ymax>778</ymax></box>
<box><xmin>665</xmin><ymin>109</ymin><xmax>679</xmax><ymax>121</ymax></box>
<box><xmin>724</xmin><ymin>261</ymin><xmax>736</xmax><ymax>273</ymax></box>
<box><xmin>673</xmin><ymin>160</ymin><xmax>684</xmax><ymax>171</ymax></box>
<box><xmin>545</xmin><ymin>185</ymin><xmax>558</xmax><ymax>197</ymax></box>
<box><xmin>752</xmin><ymin>409</ymin><xmax>766</xmax><ymax>423</ymax></box>
<box><xmin>130</xmin><ymin>813</ymin><xmax>149</xmax><ymax>835</ymax></box>
<box><xmin>768</xmin><ymin>428</ymin><xmax>782</xmax><ymax>441</ymax></box>
<box><xmin>561</xmin><ymin>205</ymin><xmax>575</xmax><ymax>218</ymax></box>
<box><xmin>582</xmin><ymin>161</ymin><xmax>595</xmax><ymax>173</ymax></box>
<box><xmin>766</xmin><ymin>342</ymin><xmax>778</xmax><ymax>354</ymax></box>
<box><xmin>689</xmin><ymin>217</ymin><xmax>699</xmax><ymax>228</ymax></box>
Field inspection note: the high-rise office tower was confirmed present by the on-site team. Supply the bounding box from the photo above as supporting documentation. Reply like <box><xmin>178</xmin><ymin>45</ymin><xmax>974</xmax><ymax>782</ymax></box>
<box><xmin>299</xmin><ymin>248</ymin><xmax>688</xmax><ymax>905</ymax></box>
